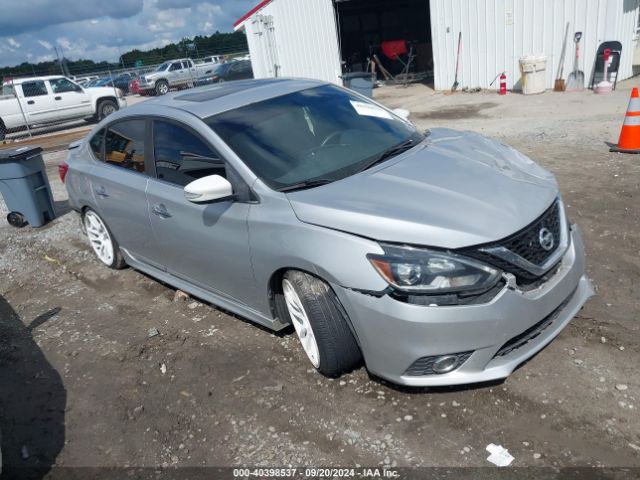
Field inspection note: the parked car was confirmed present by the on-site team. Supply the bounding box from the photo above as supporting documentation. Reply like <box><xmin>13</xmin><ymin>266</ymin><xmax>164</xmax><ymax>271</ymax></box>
<box><xmin>74</xmin><ymin>75</ymin><xmax>99</xmax><ymax>86</ymax></box>
<box><xmin>61</xmin><ymin>79</ymin><xmax>593</xmax><ymax>386</ymax></box>
<box><xmin>0</xmin><ymin>76</ymin><xmax>127</xmax><ymax>140</ymax></box>
<box><xmin>90</xmin><ymin>77</ymin><xmax>117</xmax><ymax>88</ymax></box>
<box><xmin>113</xmin><ymin>72</ymin><xmax>135</xmax><ymax>94</ymax></box>
<box><xmin>193</xmin><ymin>64</ymin><xmax>227</xmax><ymax>87</ymax></box>
<box><xmin>138</xmin><ymin>58</ymin><xmax>198</xmax><ymax>95</ymax></box>
<box><xmin>194</xmin><ymin>55</ymin><xmax>225</xmax><ymax>76</ymax></box>
<box><xmin>128</xmin><ymin>76</ymin><xmax>146</xmax><ymax>96</ymax></box>
<box><xmin>83</xmin><ymin>78</ymin><xmax>103</xmax><ymax>88</ymax></box>
<box><xmin>206</xmin><ymin>60</ymin><xmax>253</xmax><ymax>83</ymax></box>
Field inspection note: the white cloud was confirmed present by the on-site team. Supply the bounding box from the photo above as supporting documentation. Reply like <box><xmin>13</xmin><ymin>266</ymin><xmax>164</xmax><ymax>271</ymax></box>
<box><xmin>8</xmin><ymin>38</ymin><xmax>21</xmax><ymax>48</ymax></box>
<box><xmin>38</xmin><ymin>39</ymin><xmax>53</xmax><ymax>50</ymax></box>
<box><xmin>56</xmin><ymin>37</ymin><xmax>73</xmax><ymax>51</ymax></box>
<box><xmin>0</xmin><ymin>0</ymin><xmax>256</xmax><ymax>68</ymax></box>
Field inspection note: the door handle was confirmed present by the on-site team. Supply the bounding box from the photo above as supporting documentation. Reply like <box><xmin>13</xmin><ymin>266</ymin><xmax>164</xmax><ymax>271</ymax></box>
<box><xmin>151</xmin><ymin>204</ymin><xmax>172</xmax><ymax>218</ymax></box>
<box><xmin>54</xmin><ymin>96</ymin><xmax>62</xmax><ymax>100</ymax></box>
<box><xmin>95</xmin><ymin>186</ymin><xmax>109</xmax><ymax>198</ymax></box>
<box><xmin>27</xmin><ymin>100</ymin><xmax>35</xmax><ymax>105</ymax></box>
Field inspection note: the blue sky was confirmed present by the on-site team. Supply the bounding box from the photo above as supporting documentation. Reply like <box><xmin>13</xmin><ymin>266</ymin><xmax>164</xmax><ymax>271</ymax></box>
<box><xmin>0</xmin><ymin>0</ymin><xmax>257</xmax><ymax>67</ymax></box>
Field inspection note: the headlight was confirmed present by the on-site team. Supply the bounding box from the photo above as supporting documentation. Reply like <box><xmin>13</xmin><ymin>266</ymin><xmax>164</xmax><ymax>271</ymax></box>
<box><xmin>368</xmin><ymin>244</ymin><xmax>501</xmax><ymax>294</ymax></box>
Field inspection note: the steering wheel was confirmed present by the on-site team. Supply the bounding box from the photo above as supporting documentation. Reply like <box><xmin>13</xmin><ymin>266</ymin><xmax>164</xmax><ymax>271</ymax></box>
<box><xmin>321</xmin><ymin>131</ymin><xmax>343</xmax><ymax>147</ymax></box>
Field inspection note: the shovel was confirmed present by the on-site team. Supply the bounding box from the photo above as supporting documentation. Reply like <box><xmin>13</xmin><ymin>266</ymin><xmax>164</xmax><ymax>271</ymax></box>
<box><xmin>554</xmin><ymin>22</ymin><xmax>570</xmax><ymax>91</ymax></box>
<box><xmin>566</xmin><ymin>32</ymin><xmax>584</xmax><ymax>91</ymax></box>
<box><xmin>451</xmin><ymin>32</ymin><xmax>462</xmax><ymax>92</ymax></box>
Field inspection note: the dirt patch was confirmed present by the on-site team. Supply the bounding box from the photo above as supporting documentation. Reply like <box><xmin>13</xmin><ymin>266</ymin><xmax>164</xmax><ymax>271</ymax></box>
<box><xmin>1</xmin><ymin>88</ymin><xmax>639</xmax><ymax>473</ymax></box>
<box><xmin>412</xmin><ymin>102</ymin><xmax>498</xmax><ymax>120</ymax></box>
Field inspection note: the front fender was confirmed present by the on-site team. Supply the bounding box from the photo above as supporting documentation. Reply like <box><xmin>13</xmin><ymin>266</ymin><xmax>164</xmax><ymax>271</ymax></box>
<box><xmin>247</xmin><ymin>194</ymin><xmax>388</xmax><ymax>316</ymax></box>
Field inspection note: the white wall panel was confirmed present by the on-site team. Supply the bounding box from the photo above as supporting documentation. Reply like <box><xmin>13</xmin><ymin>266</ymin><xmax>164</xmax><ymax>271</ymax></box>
<box><xmin>238</xmin><ymin>0</ymin><xmax>343</xmax><ymax>85</ymax></box>
<box><xmin>431</xmin><ymin>0</ymin><xmax>639</xmax><ymax>91</ymax></box>
<box><xmin>240</xmin><ymin>0</ymin><xmax>638</xmax><ymax>91</ymax></box>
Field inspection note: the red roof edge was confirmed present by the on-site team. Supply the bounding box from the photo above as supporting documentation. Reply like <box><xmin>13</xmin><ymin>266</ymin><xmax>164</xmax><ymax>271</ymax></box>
<box><xmin>233</xmin><ymin>0</ymin><xmax>273</xmax><ymax>29</ymax></box>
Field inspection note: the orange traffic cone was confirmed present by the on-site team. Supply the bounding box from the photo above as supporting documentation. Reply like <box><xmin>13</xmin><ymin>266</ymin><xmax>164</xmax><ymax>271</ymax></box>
<box><xmin>611</xmin><ymin>87</ymin><xmax>640</xmax><ymax>153</ymax></box>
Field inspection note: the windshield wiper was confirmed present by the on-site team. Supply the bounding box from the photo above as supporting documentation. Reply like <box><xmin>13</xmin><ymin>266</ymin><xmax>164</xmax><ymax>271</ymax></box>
<box><xmin>357</xmin><ymin>138</ymin><xmax>417</xmax><ymax>173</ymax></box>
<box><xmin>277</xmin><ymin>178</ymin><xmax>335</xmax><ymax>193</ymax></box>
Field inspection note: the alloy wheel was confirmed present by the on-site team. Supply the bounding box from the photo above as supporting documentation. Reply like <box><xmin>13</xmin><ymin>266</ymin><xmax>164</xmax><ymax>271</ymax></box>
<box><xmin>102</xmin><ymin>103</ymin><xmax>116</xmax><ymax>117</ymax></box>
<box><xmin>84</xmin><ymin>211</ymin><xmax>114</xmax><ymax>266</ymax></box>
<box><xmin>283</xmin><ymin>279</ymin><xmax>320</xmax><ymax>367</ymax></box>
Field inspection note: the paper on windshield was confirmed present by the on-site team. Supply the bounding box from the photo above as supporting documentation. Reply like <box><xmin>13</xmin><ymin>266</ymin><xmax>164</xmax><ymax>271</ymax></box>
<box><xmin>350</xmin><ymin>100</ymin><xmax>393</xmax><ymax>119</ymax></box>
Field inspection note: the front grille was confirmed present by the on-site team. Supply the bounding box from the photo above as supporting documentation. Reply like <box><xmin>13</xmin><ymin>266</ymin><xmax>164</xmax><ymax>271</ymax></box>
<box><xmin>500</xmin><ymin>201</ymin><xmax>561</xmax><ymax>266</ymax></box>
<box><xmin>493</xmin><ymin>288</ymin><xmax>576</xmax><ymax>358</ymax></box>
<box><xmin>463</xmin><ymin>200</ymin><xmax>564</xmax><ymax>284</ymax></box>
<box><xmin>405</xmin><ymin>351</ymin><xmax>473</xmax><ymax>376</ymax></box>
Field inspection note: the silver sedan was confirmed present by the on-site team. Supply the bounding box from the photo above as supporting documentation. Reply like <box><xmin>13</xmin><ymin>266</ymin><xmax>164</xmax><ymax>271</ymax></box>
<box><xmin>61</xmin><ymin>79</ymin><xmax>593</xmax><ymax>386</ymax></box>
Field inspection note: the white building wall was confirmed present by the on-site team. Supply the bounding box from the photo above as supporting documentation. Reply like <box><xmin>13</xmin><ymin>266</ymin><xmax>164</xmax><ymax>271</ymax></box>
<box><xmin>239</xmin><ymin>0</ymin><xmax>343</xmax><ymax>85</ymax></box>
<box><xmin>430</xmin><ymin>0</ymin><xmax>639</xmax><ymax>91</ymax></box>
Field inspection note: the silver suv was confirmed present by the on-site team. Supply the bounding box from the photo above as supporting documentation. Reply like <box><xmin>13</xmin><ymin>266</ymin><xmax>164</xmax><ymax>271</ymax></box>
<box><xmin>61</xmin><ymin>79</ymin><xmax>593</xmax><ymax>386</ymax></box>
<box><xmin>139</xmin><ymin>58</ymin><xmax>197</xmax><ymax>95</ymax></box>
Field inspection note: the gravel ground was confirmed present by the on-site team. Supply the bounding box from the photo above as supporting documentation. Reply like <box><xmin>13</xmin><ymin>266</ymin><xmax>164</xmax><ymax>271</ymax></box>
<box><xmin>0</xmin><ymin>82</ymin><xmax>639</xmax><ymax>478</ymax></box>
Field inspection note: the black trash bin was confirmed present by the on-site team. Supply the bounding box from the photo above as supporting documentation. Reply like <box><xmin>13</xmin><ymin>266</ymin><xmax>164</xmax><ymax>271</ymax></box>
<box><xmin>342</xmin><ymin>72</ymin><xmax>374</xmax><ymax>98</ymax></box>
<box><xmin>0</xmin><ymin>146</ymin><xmax>55</xmax><ymax>228</ymax></box>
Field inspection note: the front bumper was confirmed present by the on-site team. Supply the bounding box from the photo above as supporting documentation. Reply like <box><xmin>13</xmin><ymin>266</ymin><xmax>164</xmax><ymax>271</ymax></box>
<box><xmin>334</xmin><ymin>225</ymin><xmax>594</xmax><ymax>386</ymax></box>
<box><xmin>117</xmin><ymin>98</ymin><xmax>127</xmax><ymax>109</ymax></box>
<box><xmin>138</xmin><ymin>79</ymin><xmax>156</xmax><ymax>90</ymax></box>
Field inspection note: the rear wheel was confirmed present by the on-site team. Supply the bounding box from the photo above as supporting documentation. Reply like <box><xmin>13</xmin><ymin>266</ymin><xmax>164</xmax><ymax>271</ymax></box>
<box><xmin>83</xmin><ymin>209</ymin><xmax>126</xmax><ymax>269</ymax></box>
<box><xmin>0</xmin><ymin>119</ymin><xmax>6</xmax><ymax>141</ymax></box>
<box><xmin>282</xmin><ymin>271</ymin><xmax>362</xmax><ymax>377</ymax></box>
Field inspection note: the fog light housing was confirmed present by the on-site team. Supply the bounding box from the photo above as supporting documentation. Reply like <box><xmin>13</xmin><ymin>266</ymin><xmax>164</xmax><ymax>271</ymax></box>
<box><xmin>404</xmin><ymin>351</ymin><xmax>473</xmax><ymax>376</ymax></box>
<box><xmin>432</xmin><ymin>355</ymin><xmax>459</xmax><ymax>374</ymax></box>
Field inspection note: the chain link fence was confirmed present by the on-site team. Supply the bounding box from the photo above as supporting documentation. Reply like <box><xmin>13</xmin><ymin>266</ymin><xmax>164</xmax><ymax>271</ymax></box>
<box><xmin>1</xmin><ymin>46</ymin><xmax>249</xmax><ymax>144</ymax></box>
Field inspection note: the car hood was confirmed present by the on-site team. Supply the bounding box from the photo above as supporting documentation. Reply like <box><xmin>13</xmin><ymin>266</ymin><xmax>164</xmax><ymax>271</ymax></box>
<box><xmin>286</xmin><ymin>128</ymin><xmax>559</xmax><ymax>249</ymax></box>
<box><xmin>85</xmin><ymin>86</ymin><xmax>117</xmax><ymax>95</ymax></box>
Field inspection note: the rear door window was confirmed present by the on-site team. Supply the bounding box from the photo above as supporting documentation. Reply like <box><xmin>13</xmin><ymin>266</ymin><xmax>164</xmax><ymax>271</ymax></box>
<box><xmin>104</xmin><ymin>120</ymin><xmax>147</xmax><ymax>173</ymax></box>
<box><xmin>21</xmin><ymin>81</ymin><xmax>48</xmax><ymax>97</ymax></box>
<box><xmin>153</xmin><ymin>120</ymin><xmax>224</xmax><ymax>187</ymax></box>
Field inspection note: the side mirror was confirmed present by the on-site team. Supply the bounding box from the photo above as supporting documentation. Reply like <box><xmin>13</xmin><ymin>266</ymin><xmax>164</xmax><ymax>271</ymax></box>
<box><xmin>392</xmin><ymin>108</ymin><xmax>410</xmax><ymax>120</ymax></box>
<box><xmin>184</xmin><ymin>174</ymin><xmax>233</xmax><ymax>203</ymax></box>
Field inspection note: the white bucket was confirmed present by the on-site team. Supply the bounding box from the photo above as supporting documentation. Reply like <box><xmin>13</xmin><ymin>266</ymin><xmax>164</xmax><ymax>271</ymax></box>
<box><xmin>519</xmin><ymin>55</ymin><xmax>547</xmax><ymax>94</ymax></box>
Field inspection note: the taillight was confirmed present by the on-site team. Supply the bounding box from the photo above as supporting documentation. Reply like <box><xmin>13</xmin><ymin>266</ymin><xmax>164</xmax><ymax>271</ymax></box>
<box><xmin>59</xmin><ymin>161</ymin><xmax>69</xmax><ymax>183</ymax></box>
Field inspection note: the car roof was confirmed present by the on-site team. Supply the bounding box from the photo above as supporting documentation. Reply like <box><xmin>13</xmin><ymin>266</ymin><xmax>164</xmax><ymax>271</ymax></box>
<box><xmin>7</xmin><ymin>75</ymin><xmax>66</xmax><ymax>85</ymax></box>
<box><xmin>117</xmin><ymin>78</ymin><xmax>329</xmax><ymax>119</ymax></box>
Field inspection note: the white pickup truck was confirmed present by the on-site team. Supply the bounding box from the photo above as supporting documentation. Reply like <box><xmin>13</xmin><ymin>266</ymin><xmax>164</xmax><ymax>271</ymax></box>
<box><xmin>0</xmin><ymin>76</ymin><xmax>127</xmax><ymax>140</ymax></box>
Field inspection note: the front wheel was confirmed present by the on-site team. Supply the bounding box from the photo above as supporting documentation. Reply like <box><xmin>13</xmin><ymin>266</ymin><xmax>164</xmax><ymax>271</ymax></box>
<box><xmin>83</xmin><ymin>209</ymin><xmax>126</xmax><ymax>269</ymax></box>
<box><xmin>282</xmin><ymin>271</ymin><xmax>362</xmax><ymax>377</ymax></box>
<box><xmin>155</xmin><ymin>80</ymin><xmax>169</xmax><ymax>95</ymax></box>
<box><xmin>97</xmin><ymin>100</ymin><xmax>118</xmax><ymax>121</ymax></box>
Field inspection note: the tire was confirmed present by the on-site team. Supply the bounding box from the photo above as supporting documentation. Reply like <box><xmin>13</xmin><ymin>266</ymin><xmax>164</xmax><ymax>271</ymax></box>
<box><xmin>83</xmin><ymin>209</ymin><xmax>126</xmax><ymax>269</ymax></box>
<box><xmin>7</xmin><ymin>212</ymin><xmax>27</xmax><ymax>228</ymax></box>
<box><xmin>0</xmin><ymin>119</ymin><xmax>6</xmax><ymax>141</ymax></box>
<box><xmin>155</xmin><ymin>80</ymin><xmax>169</xmax><ymax>95</ymax></box>
<box><xmin>281</xmin><ymin>270</ymin><xmax>362</xmax><ymax>377</ymax></box>
<box><xmin>97</xmin><ymin>99</ymin><xmax>118</xmax><ymax>121</ymax></box>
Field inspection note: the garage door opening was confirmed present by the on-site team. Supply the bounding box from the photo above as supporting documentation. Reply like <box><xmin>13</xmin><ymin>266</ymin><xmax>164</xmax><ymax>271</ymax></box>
<box><xmin>333</xmin><ymin>0</ymin><xmax>433</xmax><ymax>87</ymax></box>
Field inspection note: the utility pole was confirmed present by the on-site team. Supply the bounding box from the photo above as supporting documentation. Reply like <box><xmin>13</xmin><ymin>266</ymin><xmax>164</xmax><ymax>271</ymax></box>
<box><xmin>54</xmin><ymin>46</ymin><xmax>64</xmax><ymax>75</ymax></box>
<box><xmin>56</xmin><ymin>45</ymin><xmax>71</xmax><ymax>76</ymax></box>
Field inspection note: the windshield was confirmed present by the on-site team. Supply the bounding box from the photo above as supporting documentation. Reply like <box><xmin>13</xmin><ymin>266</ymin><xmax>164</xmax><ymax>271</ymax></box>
<box><xmin>155</xmin><ymin>62</ymin><xmax>171</xmax><ymax>72</ymax></box>
<box><xmin>207</xmin><ymin>85</ymin><xmax>421</xmax><ymax>190</ymax></box>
